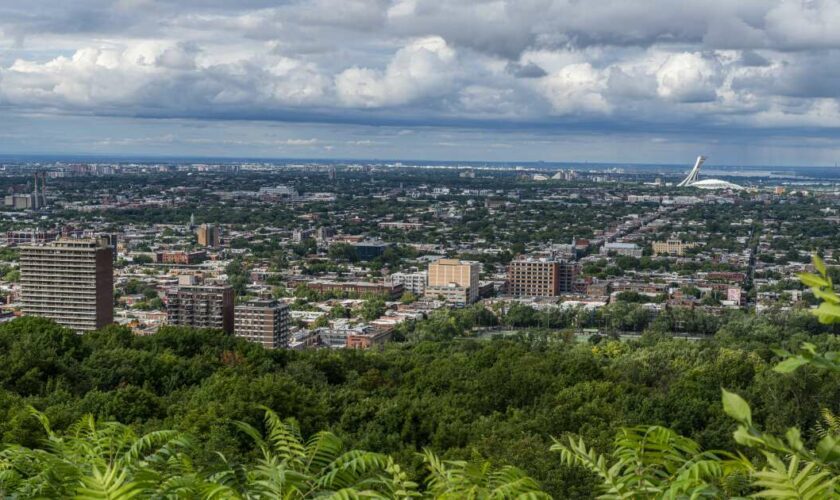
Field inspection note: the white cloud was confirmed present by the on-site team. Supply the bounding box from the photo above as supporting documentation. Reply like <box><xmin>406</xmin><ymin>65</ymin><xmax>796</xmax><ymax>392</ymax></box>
<box><xmin>335</xmin><ymin>36</ymin><xmax>457</xmax><ymax>107</ymax></box>
<box><xmin>0</xmin><ymin>40</ymin><xmax>330</xmax><ymax>112</ymax></box>
<box><xmin>538</xmin><ymin>63</ymin><xmax>611</xmax><ymax>115</ymax></box>
<box><xmin>655</xmin><ymin>52</ymin><xmax>722</xmax><ymax>103</ymax></box>
<box><xmin>265</xmin><ymin>58</ymin><xmax>329</xmax><ymax>104</ymax></box>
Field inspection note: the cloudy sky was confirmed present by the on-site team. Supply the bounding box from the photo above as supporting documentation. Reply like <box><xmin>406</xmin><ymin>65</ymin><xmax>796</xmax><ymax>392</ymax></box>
<box><xmin>3</xmin><ymin>0</ymin><xmax>840</xmax><ymax>165</ymax></box>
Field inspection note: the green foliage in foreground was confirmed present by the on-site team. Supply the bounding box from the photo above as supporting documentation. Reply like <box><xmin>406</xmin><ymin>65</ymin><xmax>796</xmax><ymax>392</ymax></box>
<box><xmin>0</xmin><ymin>407</ymin><xmax>549</xmax><ymax>499</ymax></box>
<box><xmin>552</xmin><ymin>255</ymin><xmax>840</xmax><ymax>498</ymax></box>
<box><xmin>2</xmin><ymin>379</ymin><xmax>839</xmax><ymax>498</ymax></box>
<box><xmin>554</xmin><ymin>386</ymin><xmax>840</xmax><ymax>498</ymax></box>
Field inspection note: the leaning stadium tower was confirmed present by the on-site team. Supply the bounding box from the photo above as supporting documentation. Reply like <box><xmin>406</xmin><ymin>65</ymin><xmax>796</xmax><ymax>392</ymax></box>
<box><xmin>677</xmin><ymin>156</ymin><xmax>706</xmax><ymax>187</ymax></box>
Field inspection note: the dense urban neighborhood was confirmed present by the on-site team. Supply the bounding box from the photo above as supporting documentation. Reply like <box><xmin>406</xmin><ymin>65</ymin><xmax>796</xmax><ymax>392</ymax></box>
<box><xmin>0</xmin><ymin>160</ymin><xmax>833</xmax><ymax>345</ymax></box>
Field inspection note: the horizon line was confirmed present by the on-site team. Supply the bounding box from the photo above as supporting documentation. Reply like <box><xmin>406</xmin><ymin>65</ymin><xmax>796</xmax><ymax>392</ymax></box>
<box><xmin>1</xmin><ymin>152</ymin><xmax>838</xmax><ymax>170</ymax></box>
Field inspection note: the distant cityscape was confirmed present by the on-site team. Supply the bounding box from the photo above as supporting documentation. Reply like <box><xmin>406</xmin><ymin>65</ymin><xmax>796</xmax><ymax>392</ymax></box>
<box><xmin>0</xmin><ymin>157</ymin><xmax>835</xmax><ymax>349</ymax></box>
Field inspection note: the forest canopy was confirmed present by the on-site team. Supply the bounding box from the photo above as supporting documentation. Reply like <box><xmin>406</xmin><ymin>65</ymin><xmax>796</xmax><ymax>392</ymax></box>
<box><xmin>0</xmin><ymin>299</ymin><xmax>839</xmax><ymax>497</ymax></box>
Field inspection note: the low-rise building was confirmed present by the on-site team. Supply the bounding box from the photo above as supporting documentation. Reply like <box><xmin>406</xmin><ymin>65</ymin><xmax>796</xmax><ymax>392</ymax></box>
<box><xmin>600</xmin><ymin>242</ymin><xmax>643</xmax><ymax>258</ymax></box>
<box><xmin>389</xmin><ymin>270</ymin><xmax>427</xmax><ymax>295</ymax></box>
<box><xmin>155</xmin><ymin>250</ymin><xmax>207</xmax><ymax>265</ymax></box>
<box><xmin>378</xmin><ymin>222</ymin><xmax>425</xmax><ymax>230</ymax></box>
<box><xmin>304</xmin><ymin>280</ymin><xmax>404</xmax><ymax>300</ymax></box>
<box><xmin>346</xmin><ymin>329</ymin><xmax>393</xmax><ymax>349</ymax></box>
<box><xmin>425</xmin><ymin>283</ymin><xmax>473</xmax><ymax>307</ymax></box>
<box><xmin>5</xmin><ymin>230</ymin><xmax>59</xmax><ymax>246</ymax></box>
<box><xmin>353</xmin><ymin>240</ymin><xmax>390</xmax><ymax>260</ymax></box>
<box><xmin>652</xmin><ymin>240</ymin><xmax>698</xmax><ymax>256</ymax></box>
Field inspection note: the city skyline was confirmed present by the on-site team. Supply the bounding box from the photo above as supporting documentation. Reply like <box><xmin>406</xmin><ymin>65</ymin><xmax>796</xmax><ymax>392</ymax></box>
<box><xmin>4</xmin><ymin>1</ymin><xmax>840</xmax><ymax>165</ymax></box>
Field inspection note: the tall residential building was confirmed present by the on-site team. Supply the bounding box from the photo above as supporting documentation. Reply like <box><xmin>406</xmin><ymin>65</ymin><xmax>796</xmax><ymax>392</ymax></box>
<box><xmin>197</xmin><ymin>223</ymin><xmax>220</xmax><ymax>247</ymax></box>
<box><xmin>389</xmin><ymin>270</ymin><xmax>427</xmax><ymax>295</ymax></box>
<box><xmin>165</xmin><ymin>284</ymin><xmax>234</xmax><ymax>333</ymax></box>
<box><xmin>234</xmin><ymin>299</ymin><xmax>291</xmax><ymax>349</ymax></box>
<box><xmin>20</xmin><ymin>238</ymin><xmax>114</xmax><ymax>332</ymax></box>
<box><xmin>293</xmin><ymin>228</ymin><xmax>315</xmax><ymax>243</ymax></box>
<box><xmin>507</xmin><ymin>257</ymin><xmax>578</xmax><ymax>297</ymax></box>
<box><xmin>426</xmin><ymin>258</ymin><xmax>480</xmax><ymax>305</ymax></box>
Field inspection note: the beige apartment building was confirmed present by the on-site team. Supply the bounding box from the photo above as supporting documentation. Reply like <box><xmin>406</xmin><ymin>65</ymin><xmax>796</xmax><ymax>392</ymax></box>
<box><xmin>426</xmin><ymin>258</ymin><xmax>480</xmax><ymax>305</ymax></box>
<box><xmin>20</xmin><ymin>238</ymin><xmax>114</xmax><ymax>332</ymax></box>
<box><xmin>234</xmin><ymin>299</ymin><xmax>291</xmax><ymax>349</ymax></box>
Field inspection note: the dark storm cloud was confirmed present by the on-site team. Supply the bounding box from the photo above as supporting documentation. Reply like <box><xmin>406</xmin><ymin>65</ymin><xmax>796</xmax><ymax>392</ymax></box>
<box><xmin>506</xmin><ymin>62</ymin><xmax>547</xmax><ymax>79</ymax></box>
<box><xmin>731</xmin><ymin>51</ymin><xmax>840</xmax><ymax>99</ymax></box>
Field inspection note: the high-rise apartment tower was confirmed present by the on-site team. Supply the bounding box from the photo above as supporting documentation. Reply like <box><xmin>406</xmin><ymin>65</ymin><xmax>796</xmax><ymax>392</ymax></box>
<box><xmin>234</xmin><ymin>299</ymin><xmax>291</xmax><ymax>348</ymax></box>
<box><xmin>197</xmin><ymin>223</ymin><xmax>220</xmax><ymax>247</ymax></box>
<box><xmin>166</xmin><ymin>284</ymin><xmax>234</xmax><ymax>333</ymax></box>
<box><xmin>20</xmin><ymin>238</ymin><xmax>114</xmax><ymax>332</ymax></box>
<box><xmin>507</xmin><ymin>257</ymin><xmax>578</xmax><ymax>297</ymax></box>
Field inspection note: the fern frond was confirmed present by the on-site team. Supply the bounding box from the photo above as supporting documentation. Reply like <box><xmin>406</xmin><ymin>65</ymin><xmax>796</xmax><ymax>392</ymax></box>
<box><xmin>305</xmin><ymin>431</ymin><xmax>345</xmax><ymax>474</ymax></box>
<box><xmin>551</xmin><ymin>435</ymin><xmax>630</xmax><ymax>498</ymax></box>
<box><xmin>249</xmin><ymin>457</ymin><xmax>311</xmax><ymax>497</ymax></box>
<box><xmin>261</xmin><ymin>408</ymin><xmax>306</xmax><ymax>463</ymax></box>
<box><xmin>120</xmin><ymin>429</ymin><xmax>183</xmax><ymax>467</ymax></box>
<box><xmin>73</xmin><ymin>465</ymin><xmax>146</xmax><ymax>500</ymax></box>
<box><xmin>816</xmin><ymin>408</ymin><xmax>840</xmax><ymax>439</ymax></box>
<box><xmin>316</xmin><ymin>450</ymin><xmax>390</xmax><ymax>490</ymax></box>
<box><xmin>752</xmin><ymin>453</ymin><xmax>836</xmax><ymax>499</ymax></box>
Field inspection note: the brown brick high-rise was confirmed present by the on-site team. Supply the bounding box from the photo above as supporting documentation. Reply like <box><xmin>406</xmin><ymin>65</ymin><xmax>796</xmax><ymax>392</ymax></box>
<box><xmin>166</xmin><ymin>284</ymin><xmax>234</xmax><ymax>333</ymax></box>
<box><xmin>234</xmin><ymin>298</ymin><xmax>290</xmax><ymax>348</ymax></box>
<box><xmin>507</xmin><ymin>257</ymin><xmax>578</xmax><ymax>297</ymax></box>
